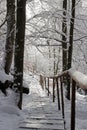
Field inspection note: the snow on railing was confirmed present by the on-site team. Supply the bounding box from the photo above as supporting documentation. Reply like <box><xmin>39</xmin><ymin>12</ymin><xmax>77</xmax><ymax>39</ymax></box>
<box><xmin>68</xmin><ymin>69</ymin><xmax>87</xmax><ymax>90</ymax></box>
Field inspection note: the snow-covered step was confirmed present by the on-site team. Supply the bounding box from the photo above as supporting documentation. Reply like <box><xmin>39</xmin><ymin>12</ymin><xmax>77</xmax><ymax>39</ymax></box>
<box><xmin>20</xmin><ymin>119</ymin><xmax>64</xmax><ymax>124</ymax></box>
<box><xmin>19</xmin><ymin>115</ymin><xmax>65</xmax><ymax>130</ymax></box>
<box><xmin>19</xmin><ymin>123</ymin><xmax>64</xmax><ymax>130</ymax></box>
<box><xmin>28</xmin><ymin>114</ymin><xmax>62</xmax><ymax>118</ymax></box>
<box><xmin>26</xmin><ymin>116</ymin><xmax>63</xmax><ymax>120</ymax></box>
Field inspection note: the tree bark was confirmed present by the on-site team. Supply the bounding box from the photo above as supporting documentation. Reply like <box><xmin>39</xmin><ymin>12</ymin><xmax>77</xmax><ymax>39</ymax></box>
<box><xmin>4</xmin><ymin>0</ymin><xmax>15</xmax><ymax>74</ymax></box>
<box><xmin>14</xmin><ymin>0</ymin><xmax>26</xmax><ymax>109</ymax></box>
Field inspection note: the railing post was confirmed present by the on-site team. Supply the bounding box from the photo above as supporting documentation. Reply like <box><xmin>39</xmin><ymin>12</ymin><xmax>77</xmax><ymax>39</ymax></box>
<box><xmin>44</xmin><ymin>77</ymin><xmax>46</xmax><ymax>89</ymax></box>
<box><xmin>45</xmin><ymin>77</ymin><xmax>46</xmax><ymax>89</ymax></box>
<box><xmin>48</xmin><ymin>78</ymin><xmax>49</xmax><ymax>96</ymax></box>
<box><xmin>71</xmin><ymin>79</ymin><xmax>76</xmax><ymax>130</ymax></box>
<box><xmin>60</xmin><ymin>77</ymin><xmax>65</xmax><ymax>119</ymax></box>
<box><xmin>53</xmin><ymin>78</ymin><xmax>55</xmax><ymax>102</ymax></box>
<box><xmin>56</xmin><ymin>78</ymin><xmax>61</xmax><ymax>110</ymax></box>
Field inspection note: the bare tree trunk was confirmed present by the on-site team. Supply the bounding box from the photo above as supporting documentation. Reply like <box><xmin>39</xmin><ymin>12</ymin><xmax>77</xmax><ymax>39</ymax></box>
<box><xmin>66</xmin><ymin>0</ymin><xmax>76</xmax><ymax>100</ymax></box>
<box><xmin>14</xmin><ymin>0</ymin><xmax>26</xmax><ymax>109</ymax></box>
<box><xmin>4</xmin><ymin>0</ymin><xmax>15</xmax><ymax>74</ymax></box>
<box><xmin>62</xmin><ymin>0</ymin><xmax>67</xmax><ymax>72</ymax></box>
<box><xmin>62</xmin><ymin>0</ymin><xmax>68</xmax><ymax>88</ymax></box>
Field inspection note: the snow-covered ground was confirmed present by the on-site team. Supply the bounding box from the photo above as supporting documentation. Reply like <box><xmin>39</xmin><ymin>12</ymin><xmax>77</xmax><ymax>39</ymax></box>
<box><xmin>0</xmin><ymin>72</ymin><xmax>87</xmax><ymax>130</ymax></box>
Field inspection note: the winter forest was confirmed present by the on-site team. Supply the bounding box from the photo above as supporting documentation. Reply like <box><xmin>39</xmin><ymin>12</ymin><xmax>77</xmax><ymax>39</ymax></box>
<box><xmin>0</xmin><ymin>0</ymin><xmax>87</xmax><ymax>130</ymax></box>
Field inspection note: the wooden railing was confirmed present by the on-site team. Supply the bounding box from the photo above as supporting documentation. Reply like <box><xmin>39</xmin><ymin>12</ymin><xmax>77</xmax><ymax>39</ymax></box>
<box><xmin>40</xmin><ymin>69</ymin><xmax>87</xmax><ymax>130</ymax></box>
